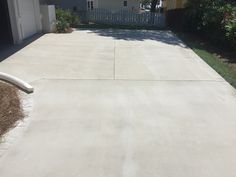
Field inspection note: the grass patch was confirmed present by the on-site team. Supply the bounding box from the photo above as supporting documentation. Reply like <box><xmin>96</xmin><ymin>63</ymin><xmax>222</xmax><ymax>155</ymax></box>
<box><xmin>0</xmin><ymin>81</ymin><xmax>24</xmax><ymax>137</ymax></box>
<box><xmin>176</xmin><ymin>32</ymin><xmax>236</xmax><ymax>88</ymax></box>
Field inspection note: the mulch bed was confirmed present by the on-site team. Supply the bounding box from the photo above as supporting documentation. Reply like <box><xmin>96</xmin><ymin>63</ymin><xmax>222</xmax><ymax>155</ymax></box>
<box><xmin>0</xmin><ymin>81</ymin><xmax>24</xmax><ymax>137</ymax></box>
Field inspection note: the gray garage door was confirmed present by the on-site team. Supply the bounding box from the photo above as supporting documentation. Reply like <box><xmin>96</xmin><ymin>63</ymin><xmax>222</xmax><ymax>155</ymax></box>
<box><xmin>0</xmin><ymin>0</ymin><xmax>13</xmax><ymax>46</ymax></box>
<box><xmin>18</xmin><ymin>0</ymin><xmax>38</xmax><ymax>39</ymax></box>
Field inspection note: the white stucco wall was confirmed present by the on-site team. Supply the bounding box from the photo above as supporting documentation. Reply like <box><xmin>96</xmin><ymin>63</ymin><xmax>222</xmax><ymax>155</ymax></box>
<box><xmin>93</xmin><ymin>0</ymin><xmax>140</xmax><ymax>11</ymax></box>
<box><xmin>7</xmin><ymin>0</ymin><xmax>42</xmax><ymax>44</ymax></box>
<box><xmin>40</xmin><ymin>5</ymin><xmax>56</xmax><ymax>33</ymax></box>
<box><xmin>164</xmin><ymin>0</ymin><xmax>187</xmax><ymax>10</ymax></box>
<box><xmin>46</xmin><ymin>0</ymin><xmax>87</xmax><ymax>11</ymax></box>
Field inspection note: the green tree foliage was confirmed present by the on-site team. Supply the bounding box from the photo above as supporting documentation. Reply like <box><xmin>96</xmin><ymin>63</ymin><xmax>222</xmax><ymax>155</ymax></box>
<box><xmin>222</xmin><ymin>4</ymin><xmax>236</xmax><ymax>48</ymax></box>
<box><xmin>151</xmin><ymin>0</ymin><xmax>158</xmax><ymax>12</ymax></box>
<box><xmin>140</xmin><ymin>0</ymin><xmax>151</xmax><ymax>5</ymax></box>
<box><xmin>140</xmin><ymin>0</ymin><xmax>161</xmax><ymax>12</ymax></box>
<box><xmin>184</xmin><ymin>0</ymin><xmax>236</xmax><ymax>50</ymax></box>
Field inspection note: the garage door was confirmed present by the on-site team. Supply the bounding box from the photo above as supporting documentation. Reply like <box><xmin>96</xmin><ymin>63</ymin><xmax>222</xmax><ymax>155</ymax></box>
<box><xmin>18</xmin><ymin>0</ymin><xmax>37</xmax><ymax>39</ymax></box>
<box><xmin>0</xmin><ymin>0</ymin><xmax>13</xmax><ymax>46</ymax></box>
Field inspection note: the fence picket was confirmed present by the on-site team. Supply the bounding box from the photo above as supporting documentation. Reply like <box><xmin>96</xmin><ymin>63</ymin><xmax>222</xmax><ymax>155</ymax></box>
<box><xmin>85</xmin><ymin>9</ymin><xmax>165</xmax><ymax>27</ymax></box>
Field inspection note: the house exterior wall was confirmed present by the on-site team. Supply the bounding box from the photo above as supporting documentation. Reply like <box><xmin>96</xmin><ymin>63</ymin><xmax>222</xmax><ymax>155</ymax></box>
<box><xmin>45</xmin><ymin>0</ymin><xmax>139</xmax><ymax>12</ymax></box>
<box><xmin>7</xmin><ymin>0</ymin><xmax>42</xmax><ymax>44</ymax></box>
<box><xmin>40</xmin><ymin>5</ymin><xmax>56</xmax><ymax>32</ymax></box>
<box><xmin>163</xmin><ymin>0</ymin><xmax>187</xmax><ymax>10</ymax></box>
<box><xmin>46</xmin><ymin>0</ymin><xmax>87</xmax><ymax>11</ymax></box>
<box><xmin>94</xmin><ymin>0</ymin><xmax>140</xmax><ymax>11</ymax></box>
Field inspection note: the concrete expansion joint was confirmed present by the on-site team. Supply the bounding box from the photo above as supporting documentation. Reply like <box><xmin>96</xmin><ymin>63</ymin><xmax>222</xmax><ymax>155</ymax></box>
<box><xmin>30</xmin><ymin>78</ymin><xmax>225</xmax><ymax>82</ymax></box>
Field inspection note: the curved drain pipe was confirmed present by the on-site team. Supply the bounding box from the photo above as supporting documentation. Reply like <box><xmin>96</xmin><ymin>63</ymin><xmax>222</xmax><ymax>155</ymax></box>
<box><xmin>0</xmin><ymin>72</ymin><xmax>34</xmax><ymax>93</ymax></box>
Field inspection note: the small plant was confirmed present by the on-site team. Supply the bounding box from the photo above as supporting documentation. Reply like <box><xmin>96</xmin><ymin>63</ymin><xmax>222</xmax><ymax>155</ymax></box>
<box><xmin>55</xmin><ymin>8</ymin><xmax>80</xmax><ymax>33</ymax></box>
<box><xmin>71</xmin><ymin>12</ymin><xmax>80</xmax><ymax>27</ymax></box>
<box><xmin>55</xmin><ymin>18</ymin><xmax>70</xmax><ymax>33</ymax></box>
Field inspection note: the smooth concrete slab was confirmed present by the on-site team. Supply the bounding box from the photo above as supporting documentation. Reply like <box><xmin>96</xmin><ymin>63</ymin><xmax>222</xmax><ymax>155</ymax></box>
<box><xmin>0</xmin><ymin>31</ymin><xmax>115</xmax><ymax>82</ymax></box>
<box><xmin>0</xmin><ymin>80</ymin><xmax>236</xmax><ymax>177</ymax></box>
<box><xmin>114</xmin><ymin>31</ymin><xmax>222</xmax><ymax>81</ymax></box>
<box><xmin>0</xmin><ymin>29</ymin><xmax>236</xmax><ymax>177</ymax></box>
<box><xmin>0</xmin><ymin>30</ymin><xmax>223</xmax><ymax>82</ymax></box>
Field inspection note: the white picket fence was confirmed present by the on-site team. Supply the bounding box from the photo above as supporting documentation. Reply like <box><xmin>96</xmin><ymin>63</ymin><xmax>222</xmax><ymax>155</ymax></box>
<box><xmin>85</xmin><ymin>9</ymin><xmax>165</xmax><ymax>27</ymax></box>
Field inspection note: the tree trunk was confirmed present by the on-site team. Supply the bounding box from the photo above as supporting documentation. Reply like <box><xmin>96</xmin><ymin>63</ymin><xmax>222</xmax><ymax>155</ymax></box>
<box><xmin>151</xmin><ymin>0</ymin><xmax>158</xmax><ymax>13</ymax></box>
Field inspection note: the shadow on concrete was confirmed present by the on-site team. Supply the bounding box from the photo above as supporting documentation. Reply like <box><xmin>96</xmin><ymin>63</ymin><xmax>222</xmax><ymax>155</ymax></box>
<box><xmin>0</xmin><ymin>34</ymin><xmax>43</xmax><ymax>62</ymax></box>
<box><xmin>76</xmin><ymin>29</ymin><xmax>187</xmax><ymax>47</ymax></box>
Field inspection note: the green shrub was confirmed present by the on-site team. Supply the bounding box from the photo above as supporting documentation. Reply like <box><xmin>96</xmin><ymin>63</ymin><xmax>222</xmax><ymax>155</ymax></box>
<box><xmin>184</xmin><ymin>0</ymin><xmax>236</xmax><ymax>50</ymax></box>
<box><xmin>184</xmin><ymin>0</ymin><xmax>223</xmax><ymax>33</ymax></box>
<box><xmin>55</xmin><ymin>8</ymin><xmax>80</xmax><ymax>33</ymax></box>
<box><xmin>55</xmin><ymin>8</ymin><xmax>71</xmax><ymax>33</ymax></box>
<box><xmin>70</xmin><ymin>12</ymin><xmax>80</xmax><ymax>27</ymax></box>
<box><xmin>222</xmin><ymin>4</ymin><xmax>236</xmax><ymax>49</ymax></box>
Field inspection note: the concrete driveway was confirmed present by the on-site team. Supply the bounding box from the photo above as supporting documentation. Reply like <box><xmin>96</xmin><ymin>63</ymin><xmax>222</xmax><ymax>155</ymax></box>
<box><xmin>0</xmin><ymin>29</ymin><xmax>236</xmax><ymax>177</ymax></box>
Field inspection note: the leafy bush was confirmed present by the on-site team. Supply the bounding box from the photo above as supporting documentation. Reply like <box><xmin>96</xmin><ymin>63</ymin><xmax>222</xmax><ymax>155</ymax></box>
<box><xmin>184</xmin><ymin>0</ymin><xmax>236</xmax><ymax>50</ymax></box>
<box><xmin>222</xmin><ymin>4</ymin><xmax>236</xmax><ymax>48</ymax></box>
<box><xmin>70</xmin><ymin>12</ymin><xmax>80</xmax><ymax>27</ymax></box>
<box><xmin>55</xmin><ymin>8</ymin><xmax>71</xmax><ymax>33</ymax></box>
<box><xmin>55</xmin><ymin>8</ymin><xmax>80</xmax><ymax>33</ymax></box>
<box><xmin>184</xmin><ymin>0</ymin><xmax>223</xmax><ymax>33</ymax></box>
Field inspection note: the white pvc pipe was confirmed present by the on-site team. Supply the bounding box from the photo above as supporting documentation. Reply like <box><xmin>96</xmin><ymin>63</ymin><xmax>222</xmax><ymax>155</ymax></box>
<box><xmin>0</xmin><ymin>72</ymin><xmax>34</xmax><ymax>93</ymax></box>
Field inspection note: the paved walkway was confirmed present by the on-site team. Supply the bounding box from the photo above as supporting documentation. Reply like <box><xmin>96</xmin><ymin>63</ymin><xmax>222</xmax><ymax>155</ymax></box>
<box><xmin>0</xmin><ymin>29</ymin><xmax>236</xmax><ymax>177</ymax></box>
